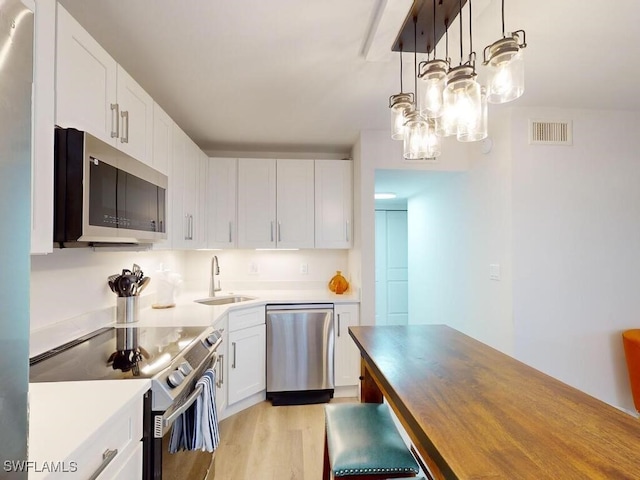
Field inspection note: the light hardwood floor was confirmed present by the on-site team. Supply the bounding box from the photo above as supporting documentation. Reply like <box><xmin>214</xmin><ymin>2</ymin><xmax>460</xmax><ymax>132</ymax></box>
<box><xmin>209</xmin><ymin>398</ymin><xmax>356</xmax><ymax>480</ymax></box>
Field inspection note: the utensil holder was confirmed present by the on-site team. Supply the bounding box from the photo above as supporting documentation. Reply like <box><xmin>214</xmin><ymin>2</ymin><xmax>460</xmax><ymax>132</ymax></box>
<box><xmin>117</xmin><ymin>296</ymin><xmax>139</xmax><ymax>324</ymax></box>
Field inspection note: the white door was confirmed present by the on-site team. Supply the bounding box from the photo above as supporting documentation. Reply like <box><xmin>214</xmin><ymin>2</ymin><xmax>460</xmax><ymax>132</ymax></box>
<box><xmin>56</xmin><ymin>5</ymin><xmax>117</xmax><ymax>145</ymax></box>
<box><xmin>315</xmin><ymin>160</ymin><xmax>353</xmax><ymax>248</ymax></box>
<box><xmin>116</xmin><ymin>65</ymin><xmax>153</xmax><ymax>165</ymax></box>
<box><xmin>170</xmin><ymin>125</ymin><xmax>187</xmax><ymax>248</ymax></box>
<box><xmin>276</xmin><ymin>159</ymin><xmax>315</xmax><ymax>248</ymax></box>
<box><xmin>228</xmin><ymin>325</ymin><xmax>266</xmax><ymax>405</ymax></box>
<box><xmin>334</xmin><ymin>304</ymin><xmax>360</xmax><ymax>386</ymax></box>
<box><xmin>207</xmin><ymin>158</ymin><xmax>238</xmax><ymax>249</ymax></box>
<box><xmin>375</xmin><ymin>210</ymin><xmax>408</xmax><ymax>325</ymax></box>
<box><xmin>152</xmin><ymin>102</ymin><xmax>172</xmax><ymax>175</ymax></box>
<box><xmin>237</xmin><ymin>158</ymin><xmax>277</xmax><ymax>248</ymax></box>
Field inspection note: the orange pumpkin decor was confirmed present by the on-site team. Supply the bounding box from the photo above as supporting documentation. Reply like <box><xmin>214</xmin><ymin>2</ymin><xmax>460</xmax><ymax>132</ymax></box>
<box><xmin>328</xmin><ymin>271</ymin><xmax>349</xmax><ymax>294</ymax></box>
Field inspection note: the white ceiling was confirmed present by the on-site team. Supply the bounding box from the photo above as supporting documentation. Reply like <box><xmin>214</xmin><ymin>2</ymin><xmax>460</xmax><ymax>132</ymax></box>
<box><xmin>58</xmin><ymin>0</ymin><xmax>640</xmax><ymax>161</ymax></box>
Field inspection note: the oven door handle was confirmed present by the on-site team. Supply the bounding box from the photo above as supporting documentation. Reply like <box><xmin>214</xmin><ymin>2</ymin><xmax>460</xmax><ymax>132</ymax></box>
<box><xmin>163</xmin><ymin>383</ymin><xmax>204</xmax><ymax>428</ymax></box>
<box><xmin>161</xmin><ymin>353</ymin><xmax>220</xmax><ymax>429</ymax></box>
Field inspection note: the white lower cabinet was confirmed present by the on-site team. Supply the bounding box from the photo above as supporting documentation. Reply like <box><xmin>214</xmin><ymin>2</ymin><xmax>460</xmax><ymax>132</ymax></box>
<box><xmin>227</xmin><ymin>307</ymin><xmax>266</xmax><ymax>405</ymax></box>
<box><xmin>69</xmin><ymin>393</ymin><xmax>143</xmax><ymax>480</ymax></box>
<box><xmin>97</xmin><ymin>441</ymin><xmax>143</xmax><ymax>479</ymax></box>
<box><xmin>334</xmin><ymin>303</ymin><xmax>360</xmax><ymax>387</ymax></box>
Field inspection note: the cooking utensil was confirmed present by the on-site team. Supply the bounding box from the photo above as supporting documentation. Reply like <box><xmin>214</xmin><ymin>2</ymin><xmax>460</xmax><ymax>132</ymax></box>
<box><xmin>137</xmin><ymin>276</ymin><xmax>151</xmax><ymax>294</ymax></box>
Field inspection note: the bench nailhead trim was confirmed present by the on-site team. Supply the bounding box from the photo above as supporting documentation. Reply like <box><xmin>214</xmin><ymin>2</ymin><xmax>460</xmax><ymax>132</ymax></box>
<box><xmin>334</xmin><ymin>466</ymin><xmax>417</xmax><ymax>476</ymax></box>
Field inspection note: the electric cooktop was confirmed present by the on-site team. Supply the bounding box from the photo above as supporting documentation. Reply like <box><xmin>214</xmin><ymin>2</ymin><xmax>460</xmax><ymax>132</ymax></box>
<box><xmin>29</xmin><ymin>325</ymin><xmax>210</xmax><ymax>382</ymax></box>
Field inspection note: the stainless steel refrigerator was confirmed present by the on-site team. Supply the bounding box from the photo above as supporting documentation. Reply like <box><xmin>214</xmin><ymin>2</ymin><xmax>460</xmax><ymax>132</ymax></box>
<box><xmin>0</xmin><ymin>0</ymin><xmax>33</xmax><ymax>474</ymax></box>
<box><xmin>266</xmin><ymin>304</ymin><xmax>335</xmax><ymax>405</ymax></box>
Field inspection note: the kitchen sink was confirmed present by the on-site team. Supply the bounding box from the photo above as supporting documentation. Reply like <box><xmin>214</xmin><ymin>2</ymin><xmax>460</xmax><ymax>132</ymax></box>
<box><xmin>195</xmin><ymin>295</ymin><xmax>256</xmax><ymax>306</ymax></box>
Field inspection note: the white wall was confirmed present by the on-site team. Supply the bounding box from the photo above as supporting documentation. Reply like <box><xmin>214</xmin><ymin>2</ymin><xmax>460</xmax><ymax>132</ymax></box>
<box><xmin>30</xmin><ymin>249</ymin><xmax>186</xmax><ymax>331</ymax></box>
<box><xmin>511</xmin><ymin>107</ymin><xmax>640</xmax><ymax>410</ymax></box>
<box><xmin>407</xmin><ymin>110</ymin><xmax>514</xmax><ymax>355</ymax></box>
<box><xmin>183</xmin><ymin>249</ymin><xmax>350</xmax><ymax>292</ymax></box>
<box><xmin>352</xmin><ymin>130</ymin><xmax>470</xmax><ymax>326</ymax></box>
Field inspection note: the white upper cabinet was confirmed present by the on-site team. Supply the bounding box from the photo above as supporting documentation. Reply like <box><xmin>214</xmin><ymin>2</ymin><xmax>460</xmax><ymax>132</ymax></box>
<box><xmin>276</xmin><ymin>159</ymin><xmax>315</xmax><ymax>249</ymax></box>
<box><xmin>55</xmin><ymin>6</ymin><xmax>153</xmax><ymax>166</ymax></box>
<box><xmin>207</xmin><ymin>158</ymin><xmax>238</xmax><ymax>249</ymax></box>
<box><xmin>31</xmin><ymin>0</ymin><xmax>56</xmax><ymax>255</ymax></box>
<box><xmin>237</xmin><ymin>158</ymin><xmax>277</xmax><ymax>249</ymax></box>
<box><xmin>237</xmin><ymin>158</ymin><xmax>315</xmax><ymax>249</ymax></box>
<box><xmin>115</xmin><ymin>65</ymin><xmax>153</xmax><ymax>165</ymax></box>
<box><xmin>152</xmin><ymin>102</ymin><xmax>173</xmax><ymax>176</ymax></box>
<box><xmin>315</xmin><ymin>160</ymin><xmax>353</xmax><ymax>248</ymax></box>
<box><xmin>171</xmin><ymin>126</ymin><xmax>205</xmax><ymax>249</ymax></box>
<box><xmin>56</xmin><ymin>5</ymin><xmax>116</xmax><ymax>144</ymax></box>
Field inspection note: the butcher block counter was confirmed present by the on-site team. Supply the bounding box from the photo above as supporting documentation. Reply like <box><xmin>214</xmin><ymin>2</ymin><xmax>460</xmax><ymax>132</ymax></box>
<box><xmin>349</xmin><ymin>324</ymin><xmax>640</xmax><ymax>480</ymax></box>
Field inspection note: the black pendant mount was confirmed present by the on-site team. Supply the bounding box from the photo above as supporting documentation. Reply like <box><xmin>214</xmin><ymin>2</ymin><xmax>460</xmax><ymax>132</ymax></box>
<box><xmin>392</xmin><ymin>0</ymin><xmax>468</xmax><ymax>54</ymax></box>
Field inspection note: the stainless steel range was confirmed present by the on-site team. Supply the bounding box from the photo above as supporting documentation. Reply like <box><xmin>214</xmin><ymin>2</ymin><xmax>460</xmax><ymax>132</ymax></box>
<box><xmin>30</xmin><ymin>324</ymin><xmax>223</xmax><ymax>479</ymax></box>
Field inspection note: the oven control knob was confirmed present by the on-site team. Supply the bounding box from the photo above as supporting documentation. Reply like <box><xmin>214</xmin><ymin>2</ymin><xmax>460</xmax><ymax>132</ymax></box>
<box><xmin>167</xmin><ymin>370</ymin><xmax>185</xmax><ymax>388</ymax></box>
<box><xmin>178</xmin><ymin>361</ymin><xmax>193</xmax><ymax>376</ymax></box>
<box><xmin>205</xmin><ymin>331</ymin><xmax>221</xmax><ymax>346</ymax></box>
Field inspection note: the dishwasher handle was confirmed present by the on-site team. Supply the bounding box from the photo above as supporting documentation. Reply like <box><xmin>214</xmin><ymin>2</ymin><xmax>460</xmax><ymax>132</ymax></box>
<box><xmin>266</xmin><ymin>303</ymin><xmax>334</xmax><ymax>312</ymax></box>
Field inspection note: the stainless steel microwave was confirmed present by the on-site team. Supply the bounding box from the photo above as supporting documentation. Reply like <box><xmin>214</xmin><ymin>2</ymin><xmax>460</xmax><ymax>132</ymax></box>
<box><xmin>54</xmin><ymin>128</ymin><xmax>168</xmax><ymax>246</ymax></box>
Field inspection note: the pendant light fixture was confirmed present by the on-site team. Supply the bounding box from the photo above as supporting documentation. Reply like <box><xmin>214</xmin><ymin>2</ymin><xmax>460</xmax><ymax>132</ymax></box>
<box><xmin>389</xmin><ymin>45</ymin><xmax>413</xmax><ymax>140</ymax></box>
<box><xmin>404</xmin><ymin>16</ymin><xmax>440</xmax><ymax>160</ymax></box>
<box><xmin>483</xmin><ymin>0</ymin><xmax>527</xmax><ymax>104</ymax></box>
<box><xmin>457</xmin><ymin>0</ymin><xmax>487</xmax><ymax>142</ymax></box>
<box><xmin>443</xmin><ymin>0</ymin><xmax>481</xmax><ymax>142</ymax></box>
<box><xmin>418</xmin><ymin>0</ymin><xmax>448</xmax><ymax>120</ymax></box>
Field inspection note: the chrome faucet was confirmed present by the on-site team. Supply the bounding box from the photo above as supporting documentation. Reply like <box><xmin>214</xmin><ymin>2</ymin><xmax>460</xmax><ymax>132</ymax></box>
<box><xmin>209</xmin><ymin>255</ymin><xmax>221</xmax><ymax>297</ymax></box>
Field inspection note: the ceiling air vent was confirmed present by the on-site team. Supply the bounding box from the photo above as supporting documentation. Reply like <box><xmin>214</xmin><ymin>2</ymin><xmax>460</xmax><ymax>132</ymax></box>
<box><xmin>529</xmin><ymin>120</ymin><xmax>573</xmax><ymax>145</ymax></box>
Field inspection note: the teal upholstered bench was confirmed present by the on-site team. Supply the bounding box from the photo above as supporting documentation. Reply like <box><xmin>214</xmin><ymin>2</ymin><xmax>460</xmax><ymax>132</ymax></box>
<box><xmin>322</xmin><ymin>403</ymin><xmax>420</xmax><ymax>479</ymax></box>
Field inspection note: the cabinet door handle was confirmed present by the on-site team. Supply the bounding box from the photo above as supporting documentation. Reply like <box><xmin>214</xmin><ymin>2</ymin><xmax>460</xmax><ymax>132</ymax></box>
<box><xmin>337</xmin><ymin>313</ymin><xmax>341</xmax><ymax>337</ymax></box>
<box><xmin>346</xmin><ymin>220</ymin><xmax>350</xmax><ymax>242</ymax></box>
<box><xmin>87</xmin><ymin>448</ymin><xmax>118</xmax><ymax>480</ymax></box>
<box><xmin>270</xmin><ymin>221</ymin><xmax>274</xmax><ymax>243</ymax></box>
<box><xmin>184</xmin><ymin>214</ymin><xmax>189</xmax><ymax>240</ymax></box>
<box><xmin>218</xmin><ymin>354</ymin><xmax>224</xmax><ymax>386</ymax></box>
<box><xmin>232</xmin><ymin>342</ymin><xmax>237</xmax><ymax>369</ymax></box>
<box><xmin>120</xmin><ymin>110</ymin><xmax>129</xmax><ymax>144</ymax></box>
<box><xmin>190</xmin><ymin>214</ymin><xmax>194</xmax><ymax>240</ymax></box>
<box><xmin>277</xmin><ymin>221</ymin><xmax>282</xmax><ymax>242</ymax></box>
<box><xmin>228</xmin><ymin>222</ymin><xmax>232</xmax><ymax>243</ymax></box>
<box><xmin>110</xmin><ymin>103</ymin><xmax>119</xmax><ymax>138</ymax></box>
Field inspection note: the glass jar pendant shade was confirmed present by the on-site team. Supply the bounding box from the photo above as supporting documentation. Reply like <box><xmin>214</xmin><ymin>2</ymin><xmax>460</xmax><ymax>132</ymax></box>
<box><xmin>389</xmin><ymin>93</ymin><xmax>413</xmax><ymax>140</ymax></box>
<box><xmin>484</xmin><ymin>32</ymin><xmax>525</xmax><ymax>104</ymax></box>
<box><xmin>403</xmin><ymin>111</ymin><xmax>440</xmax><ymax>159</ymax></box>
<box><xmin>403</xmin><ymin>111</ymin><xmax>428</xmax><ymax>159</ymax></box>
<box><xmin>418</xmin><ymin>59</ymin><xmax>448</xmax><ymax>119</ymax></box>
<box><xmin>458</xmin><ymin>85</ymin><xmax>488</xmax><ymax>142</ymax></box>
<box><xmin>442</xmin><ymin>65</ymin><xmax>481</xmax><ymax>139</ymax></box>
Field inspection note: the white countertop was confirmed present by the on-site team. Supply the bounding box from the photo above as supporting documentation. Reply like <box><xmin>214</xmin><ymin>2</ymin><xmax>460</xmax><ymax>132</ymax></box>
<box><xmin>28</xmin><ymin>379</ymin><xmax>150</xmax><ymax>477</ymax></box>
<box><xmin>134</xmin><ymin>288</ymin><xmax>360</xmax><ymax>328</ymax></box>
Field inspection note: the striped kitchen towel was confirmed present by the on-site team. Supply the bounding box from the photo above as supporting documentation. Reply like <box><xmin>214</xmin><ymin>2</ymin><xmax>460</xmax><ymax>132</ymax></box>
<box><xmin>168</xmin><ymin>368</ymin><xmax>220</xmax><ymax>453</ymax></box>
<box><xmin>193</xmin><ymin>368</ymin><xmax>220</xmax><ymax>452</ymax></box>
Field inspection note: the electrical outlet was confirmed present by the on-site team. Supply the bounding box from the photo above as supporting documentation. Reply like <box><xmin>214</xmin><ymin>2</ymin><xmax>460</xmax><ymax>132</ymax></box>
<box><xmin>300</xmin><ymin>263</ymin><xmax>308</xmax><ymax>275</ymax></box>
<box><xmin>248</xmin><ymin>262</ymin><xmax>259</xmax><ymax>275</ymax></box>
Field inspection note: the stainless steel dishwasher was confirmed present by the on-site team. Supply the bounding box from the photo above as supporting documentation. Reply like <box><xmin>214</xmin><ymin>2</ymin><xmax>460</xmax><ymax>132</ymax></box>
<box><xmin>266</xmin><ymin>304</ymin><xmax>334</xmax><ymax>405</ymax></box>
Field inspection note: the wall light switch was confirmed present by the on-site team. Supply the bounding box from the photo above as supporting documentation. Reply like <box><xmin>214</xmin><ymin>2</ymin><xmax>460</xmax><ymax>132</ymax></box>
<box><xmin>300</xmin><ymin>263</ymin><xmax>308</xmax><ymax>275</ymax></box>
<box><xmin>489</xmin><ymin>264</ymin><xmax>501</xmax><ymax>281</ymax></box>
<box><xmin>248</xmin><ymin>262</ymin><xmax>259</xmax><ymax>275</ymax></box>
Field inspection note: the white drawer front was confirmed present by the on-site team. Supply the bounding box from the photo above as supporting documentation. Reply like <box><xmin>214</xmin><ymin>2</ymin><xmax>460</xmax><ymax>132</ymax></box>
<box><xmin>59</xmin><ymin>395</ymin><xmax>143</xmax><ymax>480</ymax></box>
<box><xmin>97</xmin><ymin>441</ymin><xmax>143</xmax><ymax>480</ymax></box>
<box><xmin>228</xmin><ymin>306</ymin><xmax>265</xmax><ymax>332</ymax></box>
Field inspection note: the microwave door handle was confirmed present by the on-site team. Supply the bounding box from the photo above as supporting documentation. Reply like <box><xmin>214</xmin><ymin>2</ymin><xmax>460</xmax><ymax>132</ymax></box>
<box><xmin>110</xmin><ymin>103</ymin><xmax>119</xmax><ymax>138</ymax></box>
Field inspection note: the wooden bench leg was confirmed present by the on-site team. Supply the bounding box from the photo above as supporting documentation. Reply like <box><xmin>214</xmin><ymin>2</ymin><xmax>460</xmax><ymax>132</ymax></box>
<box><xmin>322</xmin><ymin>431</ymin><xmax>331</xmax><ymax>480</ymax></box>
